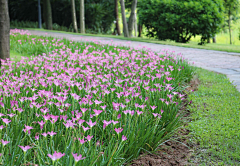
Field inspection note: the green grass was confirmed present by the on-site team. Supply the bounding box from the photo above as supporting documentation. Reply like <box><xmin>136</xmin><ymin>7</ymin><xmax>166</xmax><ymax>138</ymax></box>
<box><xmin>19</xmin><ymin>28</ymin><xmax>240</xmax><ymax>54</ymax></box>
<box><xmin>9</xmin><ymin>50</ymin><xmax>26</xmax><ymax>62</ymax></box>
<box><xmin>187</xmin><ymin>68</ymin><xmax>240</xmax><ymax>165</ymax></box>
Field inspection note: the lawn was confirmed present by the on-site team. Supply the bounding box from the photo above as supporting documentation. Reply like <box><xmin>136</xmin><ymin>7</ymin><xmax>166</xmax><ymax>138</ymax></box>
<box><xmin>187</xmin><ymin>68</ymin><xmax>240</xmax><ymax>165</ymax></box>
<box><xmin>0</xmin><ymin>29</ymin><xmax>194</xmax><ymax>165</ymax></box>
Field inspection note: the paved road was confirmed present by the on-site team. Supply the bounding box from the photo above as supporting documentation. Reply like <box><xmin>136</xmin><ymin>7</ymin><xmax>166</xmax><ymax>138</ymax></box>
<box><xmin>28</xmin><ymin>30</ymin><xmax>240</xmax><ymax>92</ymax></box>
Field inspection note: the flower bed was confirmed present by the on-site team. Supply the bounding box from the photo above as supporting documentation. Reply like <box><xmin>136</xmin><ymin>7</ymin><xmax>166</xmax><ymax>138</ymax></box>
<box><xmin>0</xmin><ymin>29</ymin><xmax>193</xmax><ymax>165</ymax></box>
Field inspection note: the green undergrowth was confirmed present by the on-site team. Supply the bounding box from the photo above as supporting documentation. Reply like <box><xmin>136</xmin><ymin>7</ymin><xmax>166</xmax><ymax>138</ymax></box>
<box><xmin>188</xmin><ymin>68</ymin><xmax>240</xmax><ymax>165</ymax></box>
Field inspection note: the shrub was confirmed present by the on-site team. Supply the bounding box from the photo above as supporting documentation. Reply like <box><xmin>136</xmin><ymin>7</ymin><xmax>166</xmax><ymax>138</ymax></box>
<box><xmin>138</xmin><ymin>0</ymin><xmax>225</xmax><ymax>44</ymax></box>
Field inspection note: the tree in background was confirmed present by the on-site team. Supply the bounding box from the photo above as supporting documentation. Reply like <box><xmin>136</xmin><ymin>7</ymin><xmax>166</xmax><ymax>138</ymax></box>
<box><xmin>223</xmin><ymin>0</ymin><xmax>240</xmax><ymax>44</ymax></box>
<box><xmin>80</xmin><ymin>0</ymin><xmax>85</xmax><ymax>33</ymax></box>
<box><xmin>120</xmin><ymin>0</ymin><xmax>129</xmax><ymax>37</ymax></box>
<box><xmin>128</xmin><ymin>0</ymin><xmax>137</xmax><ymax>37</ymax></box>
<box><xmin>115</xmin><ymin>0</ymin><xmax>121</xmax><ymax>35</ymax></box>
<box><xmin>43</xmin><ymin>0</ymin><xmax>53</xmax><ymax>30</ymax></box>
<box><xmin>138</xmin><ymin>0</ymin><xmax>225</xmax><ymax>45</ymax></box>
<box><xmin>0</xmin><ymin>0</ymin><xmax>10</xmax><ymax>67</ymax></box>
<box><xmin>71</xmin><ymin>0</ymin><xmax>78</xmax><ymax>33</ymax></box>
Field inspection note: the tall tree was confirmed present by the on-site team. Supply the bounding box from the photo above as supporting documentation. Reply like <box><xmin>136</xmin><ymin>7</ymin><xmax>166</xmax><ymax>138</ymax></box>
<box><xmin>43</xmin><ymin>0</ymin><xmax>53</xmax><ymax>30</ymax></box>
<box><xmin>80</xmin><ymin>0</ymin><xmax>85</xmax><ymax>33</ymax></box>
<box><xmin>128</xmin><ymin>0</ymin><xmax>137</xmax><ymax>37</ymax></box>
<box><xmin>223</xmin><ymin>0</ymin><xmax>240</xmax><ymax>44</ymax></box>
<box><xmin>115</xmin><ymin>0</ymin><xmax>121</xmax><ymax>35</ymax></box>
<box><xmin>71</xmin><ymin>0</ymin><xmax>78</xmax><ymax>33</ymax></box>
<box><xmin>120</xmin><ymin>0</ymin><xmax>129</xmax><ymax>37</ymax></box>
<box><xmin>0</xmin><ymin>0</ymin><xmax>10</xmax><ymax>67</ymax></box>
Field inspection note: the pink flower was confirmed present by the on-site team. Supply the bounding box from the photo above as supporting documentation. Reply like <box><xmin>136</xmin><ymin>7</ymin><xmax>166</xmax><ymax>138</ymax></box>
<box><xmin>78</xmin><ymin>138</ymin><xmax>87</xmax><ymax>144</ymax></box>
<box><xmin>72</xmin><ymin>153</ymin><xmax>86</xmax><ymax>162</ymax></box>
<box><xmin>48</xmin><ymin>151</ymin><xmax>65</xmax><ymax>161</ymax></box>
<box><xmin>1</xmin><ymin>139</ymin><xmax>10</xmax><ymax>146</ymax></box>
<box><xmin>35</xmin><ymin>135</ymin><xmax>39</xmax><ymax>140</ymax></box>
<box><xmin>122</xmin><ymin>135</ymin><xmax>127</xmax><ymax>141</ymax></box>
<box><xmin>0</xmin><ymin>125</ymin><xmax>6</xmax><ymax>130</ymax></box>
<box><xmin>93</xmin><ymin>109</ymin><xmax>102</xmax><ymax>116</ymax></box>
<box><xmin>85</xmin><ymin>135</ymin><xmax>93</xmax><ymax>141</ymax></box>
<box><xmin>41</xmin><ymin>132</ymin><xmax>48</xmax><ymax>137</ymax></box>
<box><xmin>86</xmin><ymin>120</ymin><xmax>96</xmax><ymax>128</ymax></box>
<box><xmin>48</xmin><ymin>131</ymin><xmax>57</xmax><ymax>137</ymax></box>
<box><xmin>18</xmin><ymin>145</ymin><xmax>32</xmax><ymax>152</ymax></box>
<box><xmin>1</xmin><ymin>118</ymin><xmax>11</xmax><ymax>125</ymax></box>
<box><xmin>150</xmin><ymin>105</ymin><xmax>157</xmax><ymax>110</ymax></box>
<box><xmin>82</xmin><ymin>126</ymin><xmax>90</xmax><ymax>132</ymax></box>
<box><xmin>114</xmin><ymin>128</ymin><xmax>123</xmax><ymax>134</ymax></box>
<box><xmin>117</xmin><ymin>114</ymin><xmax>121</xmax><ymax>119</ymax></box>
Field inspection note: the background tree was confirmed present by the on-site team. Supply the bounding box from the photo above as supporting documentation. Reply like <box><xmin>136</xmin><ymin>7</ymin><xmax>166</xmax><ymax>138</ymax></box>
<box><xmin>71</xmin><ymin>0</ymin><xmax>78</xmax><ymax>33</ymax></box>
<box><xmin>128</xmin><ymin>0</ymin><xmax>137</xmax><ymax>37</ymax></box>
<box><xmin>138</xmin><ymin>0</ymin><xmax>225</xmax><ymax>44</ymax></box>
<box><xmin>43</xmin><ymin>0</ymin><xmax>53</xmax><ymax>30</ymax></box>
<box><xmin>0</xmin><ymin>0</ymin><xmax>10</xmax><ymax>67</ymax></box>
<box><xmin>120</xmin><ymin>0</ymin><xmax>129</xmax><ymax>37</ymax></box>
<box><xmin>115</xmin><ymin>0</ymin><xmax>121</xmax><ymax>35</ymax></box>
<box><xmin>223</xmin><ymin>0</ymin><xmax>240</xmax><ymax>44</ymax></box>
<box><xmin>80</xmin><ymin>0</ymin><xmax>85</xmax><ymax>33</ymax></box>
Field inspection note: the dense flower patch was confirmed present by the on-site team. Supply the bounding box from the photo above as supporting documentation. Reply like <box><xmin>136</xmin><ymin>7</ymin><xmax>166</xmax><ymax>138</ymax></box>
<box><xmin>0</xmin><ymin>29</ymin><xmax>193</xmax><ymax>165</ymax></box>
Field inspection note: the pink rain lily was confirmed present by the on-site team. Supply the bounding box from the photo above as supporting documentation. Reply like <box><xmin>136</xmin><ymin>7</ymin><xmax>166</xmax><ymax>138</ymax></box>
<box><xmin>86</xmin><ymin>120</ymin><xmax>96</xmax><ymax>128</ymax></box>
<box><xmin>150</xmin><ymin>105</ymin><xmax>157</xmax><ymax>110</ymax></box>
<box><xmin>18</xmin><ymin>145</ymin><xmax>32</xmax><ymax>152</ymax></box>
<box><xmin>48</xmin><ymin>131</ymin><xmax>57</xmax><ymax>137</ymax></box>
<box><xmin>1</xmin><ymin>118</ymin><xmax>11</xmax><ymax>125</ymax></box>
<box><xmin>82</xmin><ymin>126</ymin><xmax>90</xmax><ymax>132</ymax></box>
<box><xmin>48</xmin><ymin>151</ymin><xmax>65</xmax><ymax>161</ymax></box>
<box><xmin>122</xmin><ymin>135</ymin><xmax>127</xmax><ymax>141</ymax></box>
<box><xmin>41</xmin><ymin>132</ymin><xmax>48</xmax><ymax>137</ymax></box>
<box><xmin>93</xmin><ymin>109</ymin><xmax>102</xmax><ymax>116</ymax></box>
<box><xmin>78</xmin><ymin>138</ymin><xmax>87</xmax><ymax>144</ymax></box>
<box><xmin>114</xmin><ymin>128</ymin><xmax>123</xmax><ymax>134</ymax></box>
<box><xmin>85</xmin><ymin>135</ymin><xmax>93</xmax><ymax>141</ymax></box>
<box><xmin>0</xmin><ymin>125</ymin><xmax>6</xmax><ymax>130</ymax></box>
<box><xmin>72</xmin><ymin>153</ymin><xmax>86</xmax><ymax>162</ymax></box>
<box><xmin>1</xmin><ymin>139</ymin><xmax>10</xmax><ymax>146</ymax></box>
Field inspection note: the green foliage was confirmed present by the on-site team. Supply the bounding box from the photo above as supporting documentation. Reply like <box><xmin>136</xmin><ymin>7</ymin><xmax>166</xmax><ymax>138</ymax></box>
<box><xmin>8</xmin><ymin>0</ymin><xmax>115</xmax><ymax>33</ymax></box>
<box><xmin>138</xmin><ymin>0</ymin><xmax>225</xmax><ymax>44</ymax></box>
<box><xmin>188</xmin><ymin>68</ymin><xmax>240</xmax><ymax>165</ymax></box>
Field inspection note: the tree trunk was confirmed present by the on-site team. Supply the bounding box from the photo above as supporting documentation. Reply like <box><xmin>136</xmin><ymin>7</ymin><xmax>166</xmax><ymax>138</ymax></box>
<box><xmin>128</xmin><ymin>0</ymin><xmax>137</xmax><ymax>37</ymax></box>
<box><xmin>115</xmin><ymin>0</ymin><xmax>121</xmax><ymax>35</ymax></box>
<box><xmin>43</xmin><ymin>0</ymin><xmax>52</xmax><ymax>30</ymax></box>
<box><xmin>207</xmin><ymin>38</ymin><xmax>210</xmax><ymax>43</ymax></box>
<box><xmin>138</xmin><ymin>24</ymin><xmax>142</xmax><ymax>37</ymax></box>
<box><xmin>134</xmin><ymin>12</ymin><xmax>137</xmax><ymax>37</ymax></box>
<box><xmin>213</xmin><ymin>36</ymin><xmax>216</xmax><ymax>43</ymax></box>
<box><xmin>0</xmin><ymin>0</ymin><xmax>10</xmax><ymax>67</ymax></box>
<box><xmin>71</xmin><ymin>0</ymin><xmax>78</xmax><ymax>33</ymax></box>
<box><xmin>228</xmin><ymin>10</ymin><xmax>232</xmax><ymax>45</ymax></box>
<box><xmin>80</xmin><ymin>0</ymin><xmax>85</xmax><ymax>33</ymax></box>
<box><xmin>120</xmin><ymin>0</ymin><xmax>129</xmax><ymax>37</ymax></box>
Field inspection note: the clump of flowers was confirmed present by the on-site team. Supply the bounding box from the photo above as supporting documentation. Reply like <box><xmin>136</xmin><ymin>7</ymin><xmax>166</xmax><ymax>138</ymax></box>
<box><xmin>0</xmin><ymin>29</ymin><xmax>193</xmax><ymax>165</ymax></box>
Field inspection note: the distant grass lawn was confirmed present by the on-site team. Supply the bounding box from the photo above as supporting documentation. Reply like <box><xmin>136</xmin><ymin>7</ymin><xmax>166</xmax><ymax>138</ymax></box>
<box><xmin>188</xmin><ymin>68</ymin><xmax>240</xmax><ymax>165</ymax></box>
<box><xmin>19</xmin><ymin>28</ymin><xmax>240</xmax><ymax>54</ymax></box>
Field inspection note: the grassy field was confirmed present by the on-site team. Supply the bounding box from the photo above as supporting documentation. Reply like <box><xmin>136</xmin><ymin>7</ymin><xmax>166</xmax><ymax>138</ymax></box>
<box><xmin>187</xmin><ymin>68</ymin><xmax>240</xmax><ymax>165</ymax></box>
<box><xmin>19</xmin><ymin>28</ymin><xmax>240</xmax><ymax>54</ymax></box>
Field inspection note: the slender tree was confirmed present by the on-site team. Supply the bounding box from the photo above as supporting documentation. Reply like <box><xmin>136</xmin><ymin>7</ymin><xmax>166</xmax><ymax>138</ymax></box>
<box><xmin>43</xmin><ymin>0</ymin><xmax>53</xmax><ymax>30</ymax></box>
<box><xmin>223</xmin><ymin>0</ymin><xmax>240</xmax><ymax>44</ymax></box>
<box><xmin>115</xmin><ymin>0</ymin><xmax>121</xmax><ymax>35</ymax></box>
<box><xmin>120</xmin><ymin>0</ymin><xmax>129</xmax><ymax>37</ymax></box>
<box><xmin>71</xmin><ymin>0</ymin><xmax>78</xmax><ymax>33</ymax></box>
<box><xmin>128</xmin><ymin>0</ymin><xmax>137</xmax><ymax>37</ymax></box>
<box><xmin>134</xmin><ymin>11</ymin><xmax>137</xmax><ymax>37</ymax></box>
<box><xmin>0</xmin><ymin>0</ymin><xmax>10</xmax><ymax>67</ymax></box>
<box><xmin>80</xmin><ymin>0</ymin><xmax>85</xmax><ymax>33</ymax></box>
